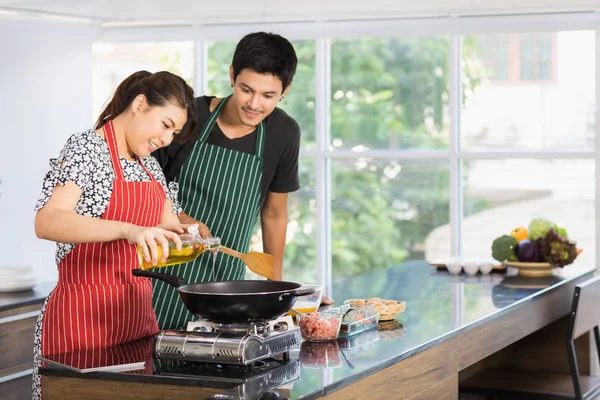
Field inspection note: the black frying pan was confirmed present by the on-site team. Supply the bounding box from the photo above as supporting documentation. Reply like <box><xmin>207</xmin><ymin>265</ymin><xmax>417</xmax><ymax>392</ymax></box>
<box><xmin>133</xmin><ymin>269</ymin><xmax>315</xmax><ymax>324</ymax></box>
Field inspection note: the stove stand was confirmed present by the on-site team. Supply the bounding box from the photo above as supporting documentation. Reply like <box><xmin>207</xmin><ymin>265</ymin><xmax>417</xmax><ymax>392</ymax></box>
<box><xmin>154</xmin><ymin>316</ymin><xmax>301</xmax><ymax>366</ymax></box>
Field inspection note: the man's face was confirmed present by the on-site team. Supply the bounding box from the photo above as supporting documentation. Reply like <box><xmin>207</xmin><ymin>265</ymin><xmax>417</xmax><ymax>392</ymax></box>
<box><xmin>229</xmin><ymin>67</ymin><xmax>291</xmax><ymax>127</ymax></box>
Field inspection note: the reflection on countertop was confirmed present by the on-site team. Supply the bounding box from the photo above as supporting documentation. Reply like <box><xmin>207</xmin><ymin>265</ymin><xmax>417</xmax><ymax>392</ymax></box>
<box><xmin>39</xmin><ymin>261</ymin><xmax>595</xmax><ymax>400</ymax></box>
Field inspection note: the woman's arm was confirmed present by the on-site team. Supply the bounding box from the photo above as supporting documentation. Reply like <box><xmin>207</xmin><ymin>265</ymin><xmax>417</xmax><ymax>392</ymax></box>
<box><xmin>35</xmin><ymin>182</ymin><xmax>134</xmax><ymax>243</ymax></box>
<box><xmin>36</xmin><ymin>182</ymin><xmax>183</xmax><ymax>266</ymax></box>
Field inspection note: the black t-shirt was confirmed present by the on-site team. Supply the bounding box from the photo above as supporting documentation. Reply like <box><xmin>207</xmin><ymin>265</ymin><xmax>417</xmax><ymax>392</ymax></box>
<box><xmin>155</xmin><ymin>96</ymin><xmax>301</xmax><ymax>207</ymax></box>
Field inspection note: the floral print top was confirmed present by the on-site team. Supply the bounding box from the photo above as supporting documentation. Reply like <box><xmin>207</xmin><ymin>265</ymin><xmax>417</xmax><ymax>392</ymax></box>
<box><xmin>35</xmin><ymin>129</ymin><xmax>181</xmax><ymax>265</ymax></box>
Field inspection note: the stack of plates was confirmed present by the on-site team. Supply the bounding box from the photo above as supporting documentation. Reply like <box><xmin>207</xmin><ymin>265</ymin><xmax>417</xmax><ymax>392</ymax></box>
<box><xmin>0</xmin><ymin>265</ymin><xmax>37</xmax><ymax>293</ymax></box>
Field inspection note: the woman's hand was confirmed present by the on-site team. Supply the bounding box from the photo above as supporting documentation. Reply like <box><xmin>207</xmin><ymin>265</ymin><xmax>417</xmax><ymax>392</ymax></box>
<box><xmin>125</xmin><ymin>225</ymin><xmax>183</xmax><ymax>266</ymax></box>
<box><xmin>157</xmin><ymin>222</ymin><xmax>186</xmax><ymax>234</ymax></box>
<box><xmin>158</xmin><ymin>222</ymin><xmax>212</xmax><ymax>238</ymax></box>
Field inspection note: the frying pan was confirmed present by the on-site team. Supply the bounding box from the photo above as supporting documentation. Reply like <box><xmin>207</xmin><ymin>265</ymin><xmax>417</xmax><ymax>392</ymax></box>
<box><xmin>133</xmin><ymin>269</ymin><xmax>315</xmax><ymax>324</ymax></box>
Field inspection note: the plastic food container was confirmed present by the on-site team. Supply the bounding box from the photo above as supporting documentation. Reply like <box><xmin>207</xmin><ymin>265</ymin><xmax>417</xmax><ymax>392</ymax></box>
<box><xmin>337</xmin><ymin>328</ymin><xmax>380</xmax><ymax>352</ymax></box>
<box><xmin>336</xmin><ymin>304</ymin><xmax>376</xmax><ymax>324</ymax></box>
<box><xmin>297</xmin><ymin>311</ymin><xmax>342</xmax><ymax>342</ymax></box>
<box><xmin>299</xmin><ymin>340</ymin><xmax>342</xmax><ymax>368</ymax></box>
<box><xmin>330</xmin><ymin>304</ymin><xmax>379</xmax><ymax>337</ymax></box>
<box><xmin>287</xmin><ymin>284</ymin><xmax>323</xmax><ymax>315</ymax></box>
<box><xmin>338</xmin><ymin>314</ymin><xmax>380</xmax><ymax>337</ymax></box>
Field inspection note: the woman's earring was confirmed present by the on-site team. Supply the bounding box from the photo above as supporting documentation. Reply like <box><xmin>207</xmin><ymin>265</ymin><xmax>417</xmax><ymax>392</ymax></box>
<box><xmin>231</xmin><ymin>83</ymin><xmax>234</xmax><ymax>88</ymax></box>
<box><xmin>280</xmin><ymin>96</ymin><xmax>284</xmax><ymax>102</ymax></box>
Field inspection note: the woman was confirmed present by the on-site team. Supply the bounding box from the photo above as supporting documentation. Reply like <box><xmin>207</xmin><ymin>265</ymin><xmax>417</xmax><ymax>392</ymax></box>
<box><xmin>31</xmin><ymin>70</ymin><xmax>198</xmax><ymax>399</ymax></box>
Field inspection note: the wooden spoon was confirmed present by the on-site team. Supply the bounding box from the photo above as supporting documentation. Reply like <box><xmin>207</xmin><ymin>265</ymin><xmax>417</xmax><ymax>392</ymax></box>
<box><xmin>219</xmin><ymin>246</ymin><xmax>275</xmax><ymax>280</ymax></box>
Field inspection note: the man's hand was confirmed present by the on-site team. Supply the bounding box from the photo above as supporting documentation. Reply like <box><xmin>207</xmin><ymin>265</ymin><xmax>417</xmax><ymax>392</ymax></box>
<box><xmin>321</xmin><ymin>296</ymin><xmax>334</xmax><ymax>305</ymax></box>
<box><xmin>178</xmin><ymin>213</ymin><xmax>211</xmax><ymax>238</ymax></box>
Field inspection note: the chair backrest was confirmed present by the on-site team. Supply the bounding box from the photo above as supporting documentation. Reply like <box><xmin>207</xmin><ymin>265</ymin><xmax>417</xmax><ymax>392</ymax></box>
<box><xmin>569</xmin><ymin>273</ymin><xmax>600</xmax><ymax>340</ymax></box>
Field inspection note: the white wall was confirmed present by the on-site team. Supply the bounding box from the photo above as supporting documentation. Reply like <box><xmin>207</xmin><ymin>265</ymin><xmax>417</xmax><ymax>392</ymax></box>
<box><xmin>1</xmin><ymin>0</ymin><xmax>599</xmax><ymax>25</ymax></box>
<box><xmin>0</xmin><ymin>21</ymin><xmax>97</xmax><ymax>283</ymax></box>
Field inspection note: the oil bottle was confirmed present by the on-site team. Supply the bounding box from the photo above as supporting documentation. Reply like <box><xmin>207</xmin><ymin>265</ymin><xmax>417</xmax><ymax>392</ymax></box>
<box><xmin>137</xmin><ymin>224</ymin><xmax>221</xmax><ymax>270</ymax></box>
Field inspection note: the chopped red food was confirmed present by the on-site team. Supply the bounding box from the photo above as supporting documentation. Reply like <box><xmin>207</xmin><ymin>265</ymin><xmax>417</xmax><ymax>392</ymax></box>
<box><xmin>298</xmin><ymin>312</ymin><xmax>340</xmax><ymax>341</ymax></box>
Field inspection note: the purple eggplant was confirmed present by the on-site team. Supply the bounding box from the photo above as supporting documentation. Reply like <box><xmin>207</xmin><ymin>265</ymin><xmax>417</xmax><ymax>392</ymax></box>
<box><xmin>515</xmin><ymin>239</ymin><xmax>539</xmax><ymax>262</ymax></box>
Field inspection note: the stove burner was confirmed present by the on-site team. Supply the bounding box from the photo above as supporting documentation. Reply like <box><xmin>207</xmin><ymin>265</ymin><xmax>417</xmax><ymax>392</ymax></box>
<box><xmin>187</xmin><ymin>315</ymin><xmax>295</xmax><ymax>338</ymax></box>
<box><xmin>213</xmin><ymin>321</ymin><xmax>271</xmax><ymax>337</ymax></box>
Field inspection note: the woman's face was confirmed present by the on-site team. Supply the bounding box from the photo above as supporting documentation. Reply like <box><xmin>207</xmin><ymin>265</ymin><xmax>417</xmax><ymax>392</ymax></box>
<box><xmin>126</xmin><ymin>95</ymin><xmax>187</xmax><ymax>157</ymax></box>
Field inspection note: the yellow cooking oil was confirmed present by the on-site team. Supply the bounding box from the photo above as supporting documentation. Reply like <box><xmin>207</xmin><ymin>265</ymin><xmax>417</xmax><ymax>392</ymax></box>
<box><xmin>286</xmin><ymin>307</ymin><xmax>318</xmax><ymax>317</ymax></box>
<box><xmin>136</xmin><ymin>227</ymin><xmax>221</xmax><ymax>270</ymax></box>
<box><xmin>138</xmin><ymin>243</ymin><xmax>206</xmax><ymax>270</ymax></box>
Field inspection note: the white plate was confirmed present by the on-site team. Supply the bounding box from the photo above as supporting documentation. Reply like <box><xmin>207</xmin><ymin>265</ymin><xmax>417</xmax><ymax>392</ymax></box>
<box><xmin>0</xmin><ymin>265</ymin><xmax>34</xmax><ymax>276</ymax></box>
<box><xmin>0</xmin><ymin>277</ymin><xmax>38</xmax><ymax>293</ymax></box>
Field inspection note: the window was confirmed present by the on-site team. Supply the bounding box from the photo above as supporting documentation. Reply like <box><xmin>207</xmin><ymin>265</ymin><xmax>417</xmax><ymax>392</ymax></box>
<box><xmin>93</xmin><ymin>42</ymin><xmax>193</xmax><ymax>118</ymax></box>
<box><xmin>477</xmin><ymin>33</ymin><xmax>557</xmax><ymax>84</ymax></box>
<box><xmin>462</xmin><ymin>31</ymin><xmax>594</xmax><ymax>151</ymax></box>
<box><xmin>520</xmin><ymin>33</ymin><xmax>555</xmax><ymax>81</ymax></box>
<box><xmin>331</xmin><ymin>160</ymin><xmax>450</xmax><ymax>281</ymax></box>
<box><xmin>92</xmin><ymin>24</ymin><xmax>596</xmax><ymax>292</ymax></box>
<box><xmin>456</xmin><ymin>31</ymin><xmax>596</xmax><ymax>271</ymax></box>
<box><xmin>330</xmin><ymin>37</ymin><xmax>450</xmax><ymax>151</ymax></box>
<box><xmin>327</xmin><ymin>36</ymin><xmax>453</xmax><ymax>281</ymax></box>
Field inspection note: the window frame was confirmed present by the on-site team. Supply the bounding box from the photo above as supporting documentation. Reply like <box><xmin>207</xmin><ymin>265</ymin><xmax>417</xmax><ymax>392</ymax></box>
<box><xmin>97</xmin><ymin>15</ymin><xmax>600</xmax><ymax>299</ymax></box>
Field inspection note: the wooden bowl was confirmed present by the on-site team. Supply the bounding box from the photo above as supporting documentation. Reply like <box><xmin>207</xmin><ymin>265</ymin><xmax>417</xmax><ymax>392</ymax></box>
<box><xmin>502</xmin><ymin>261</ymin><xmax>554</xmax><ymax>278</ymax></box>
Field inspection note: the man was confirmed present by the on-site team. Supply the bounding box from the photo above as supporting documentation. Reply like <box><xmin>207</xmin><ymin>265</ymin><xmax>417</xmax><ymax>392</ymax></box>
<box><xmin>153</xmin><ymin>31</ymin><xmax>302</xmax><ymax>330</ymax></box>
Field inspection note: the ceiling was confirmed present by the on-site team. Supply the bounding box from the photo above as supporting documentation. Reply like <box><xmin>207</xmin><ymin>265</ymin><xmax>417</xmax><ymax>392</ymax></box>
<box><xmin>0</xmin><ymin>0</ymin><xmax>599</xmax><ymax>27</ymax></box>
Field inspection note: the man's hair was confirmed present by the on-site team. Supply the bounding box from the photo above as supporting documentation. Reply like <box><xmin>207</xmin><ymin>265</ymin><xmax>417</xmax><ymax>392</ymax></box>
<box><xmin>232</xmin><ymin>32</ymin><xmax>298</xmax><ymax>92</ymax></box>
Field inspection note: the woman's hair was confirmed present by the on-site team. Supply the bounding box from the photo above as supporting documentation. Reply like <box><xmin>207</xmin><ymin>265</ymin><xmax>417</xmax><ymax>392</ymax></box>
<box><xmin>95</xmin><ymin>70</ymin><xmax>198</xmax><ymax>143</ymax></box>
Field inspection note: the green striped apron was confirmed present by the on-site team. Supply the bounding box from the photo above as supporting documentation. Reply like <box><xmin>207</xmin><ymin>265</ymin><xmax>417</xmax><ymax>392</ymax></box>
<box><xmin>152</xmin><ymin>95</ymin><xmax>266</xmax><ymax>330</ymax></box>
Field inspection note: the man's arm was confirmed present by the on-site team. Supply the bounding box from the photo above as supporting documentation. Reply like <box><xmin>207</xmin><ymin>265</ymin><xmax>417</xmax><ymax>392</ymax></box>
<box><xmin>260</xmin><ymin>192</ymin><xmax>289</xmax><ymax>281</ymax></box>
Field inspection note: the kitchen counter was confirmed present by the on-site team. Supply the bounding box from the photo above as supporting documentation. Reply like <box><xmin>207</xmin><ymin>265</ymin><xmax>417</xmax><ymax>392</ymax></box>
<box><xmin>39</xmin><ymin>261</ymin><xmax>595</xmax><ymax>399</ymax></box>
<box><xmin>0</xmin><ymin>281</ymin><xmax>54</xmax><ymax>312</ymax></box>
<box><xmin>0</xmin><ymin>281</ymin><xmax>55</xmax><ymax>400</ymax></box>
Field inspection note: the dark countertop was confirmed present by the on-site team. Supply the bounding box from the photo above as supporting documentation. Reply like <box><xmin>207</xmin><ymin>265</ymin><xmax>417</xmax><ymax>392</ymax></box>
<box><xmin>39</xmin><ymin>261</ymin><xmax>595</xmax><ymax>399</ymax></box>
<box><xmin>0</xmin><ymin>281</ymin><xmax>55</xmax><ymax>312</ymax></box>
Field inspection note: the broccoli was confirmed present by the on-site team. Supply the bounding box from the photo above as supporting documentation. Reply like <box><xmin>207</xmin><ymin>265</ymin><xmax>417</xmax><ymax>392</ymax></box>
<box><xmin>491</xmin><ymin>235</ymin><xmax>518</xmax><ymax>262</ymax></box>
<box><xmin>540</xmin><ymin>228</ymin><xmax>578</xmax><ymax>268</ymax></box>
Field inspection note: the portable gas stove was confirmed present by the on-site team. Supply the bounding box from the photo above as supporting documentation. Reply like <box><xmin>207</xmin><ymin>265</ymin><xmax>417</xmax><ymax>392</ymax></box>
<box><xmin>153</xmin><ymin>315</ymin><xmax>301</xmax><ymax>366</ymax></box>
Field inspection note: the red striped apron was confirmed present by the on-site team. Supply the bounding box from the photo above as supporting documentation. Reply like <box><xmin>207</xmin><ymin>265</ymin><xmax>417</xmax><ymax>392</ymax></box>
<box><xmin>40</xmin><ymin>120</ymin><xmax>163</xmax><ymax>355</ymax></box>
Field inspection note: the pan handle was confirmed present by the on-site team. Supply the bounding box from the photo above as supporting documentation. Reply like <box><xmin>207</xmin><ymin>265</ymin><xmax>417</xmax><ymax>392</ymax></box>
<box><xmin>132</xmin><ymin>269</ymin><xmax>186</xmax><ymax>288</ymax></box>
<box><xmin>278</xmin><ymin>287</ymin><xmax>315</xmax><ymax>301</ymax></box>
